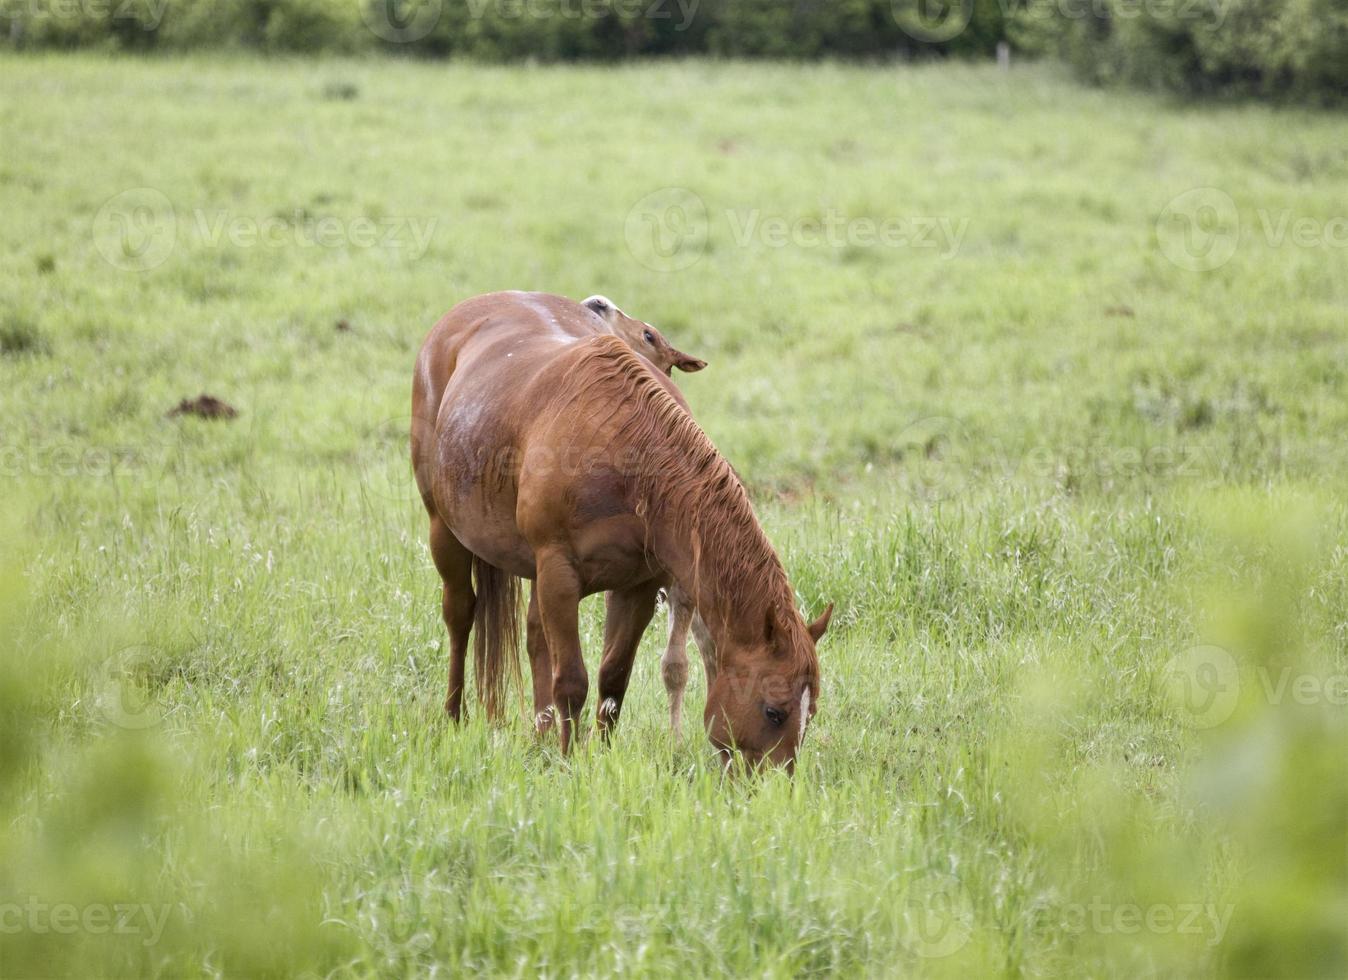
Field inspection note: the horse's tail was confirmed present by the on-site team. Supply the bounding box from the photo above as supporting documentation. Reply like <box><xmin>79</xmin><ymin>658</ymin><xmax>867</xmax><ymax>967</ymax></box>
<box><xmin>472</xmin><ymin>556</ymin><xmax>521</xmax><ymax>721</ymax></box>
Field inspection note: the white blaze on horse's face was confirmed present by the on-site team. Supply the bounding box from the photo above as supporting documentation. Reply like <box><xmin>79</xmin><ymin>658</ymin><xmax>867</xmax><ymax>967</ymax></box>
<box><xmin>798</xmin><ymin>685</ymin><xmax>810</xmax><ymax>747</ymax></box>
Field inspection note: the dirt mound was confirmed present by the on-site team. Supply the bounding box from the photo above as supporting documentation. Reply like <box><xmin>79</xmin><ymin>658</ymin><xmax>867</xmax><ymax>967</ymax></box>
<box><xmin>167</xmin><ymin>394</ymin><xmax>238</xmax><ymax>420</ymax></box>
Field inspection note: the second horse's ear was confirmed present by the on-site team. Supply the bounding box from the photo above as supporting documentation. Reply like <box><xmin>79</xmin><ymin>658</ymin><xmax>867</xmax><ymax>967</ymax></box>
<box><xmin>674</xmin><ymin>352</ymin><xmax>707</xmax><ymax>372</ymax></box>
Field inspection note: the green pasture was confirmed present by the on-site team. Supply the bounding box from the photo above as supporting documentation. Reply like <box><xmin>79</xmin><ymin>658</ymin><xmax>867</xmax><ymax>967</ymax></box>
<box><xmin>1</xmin><ymin>54</ymin><xmax>1345</xmax><ymax>978</ymax></box>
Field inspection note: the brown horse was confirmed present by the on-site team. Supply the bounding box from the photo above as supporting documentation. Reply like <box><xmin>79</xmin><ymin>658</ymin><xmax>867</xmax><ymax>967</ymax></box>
<box><xmin>488</xmin><ymin>290</ymin><xmax>718</xmax><ymax>738</ymax></box>
<box><xmin>411</xmin><ymin>291</ymin><xmax>830</xmax><ymax>768</ymax></box>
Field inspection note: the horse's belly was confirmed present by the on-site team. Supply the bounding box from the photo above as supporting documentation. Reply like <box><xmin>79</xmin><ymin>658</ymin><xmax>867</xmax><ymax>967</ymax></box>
<box><xmin>445</xmin><ymin>510</ymin><xmax>536</xmax><ymax>579</ymax></box>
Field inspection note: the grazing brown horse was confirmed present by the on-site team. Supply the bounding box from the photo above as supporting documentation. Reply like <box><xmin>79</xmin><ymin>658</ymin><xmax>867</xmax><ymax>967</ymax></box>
<box><xmin>483</xmin><ymin>291</ymin><xmax>718</xmax><ymax>737</ymax></box>
<box><xmin>411</xmin><ymin>291</ymin><xmax>830</xmax><ymax>768</ymax></box>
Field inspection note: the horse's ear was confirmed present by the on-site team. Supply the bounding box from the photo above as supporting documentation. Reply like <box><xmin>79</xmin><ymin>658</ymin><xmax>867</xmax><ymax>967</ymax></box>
<box><xmin>674</xmin><ymin>352</ymin><xmax>708</xmax><ymax>373</ymax></box>
<box><xmin>807</xmin><ymin>603</ymin><xmax>833</xmax><ymax>643</ymax></box>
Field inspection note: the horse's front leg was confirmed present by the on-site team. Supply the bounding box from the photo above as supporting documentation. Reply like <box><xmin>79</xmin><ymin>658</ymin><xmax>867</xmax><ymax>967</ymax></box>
<box><xmin>535</xmin><ymin>550</ymin><xmax>587</xmax><ymax>754</ymax></box>
<box><xmin>596</xmin><ymin>581</ymin><xmax>661</xmax><ymax>741</ymax></box>
<box><xmin>660</xmin><ymin>586</ymin><xmax>696</xmax><ymax>737</ymax></box>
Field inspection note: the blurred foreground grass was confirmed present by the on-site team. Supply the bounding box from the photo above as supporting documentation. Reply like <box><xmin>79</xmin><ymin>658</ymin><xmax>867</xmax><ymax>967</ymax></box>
<box><xmin>1</xmin><ymin>55</ymin><xmax>1346</xmax><ymax>977</ymax></box>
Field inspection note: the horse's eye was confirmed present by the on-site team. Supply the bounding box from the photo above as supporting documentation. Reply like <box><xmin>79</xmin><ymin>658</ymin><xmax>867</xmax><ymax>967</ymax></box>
<box><xmin>642</xmin><ymin>330</ymin><xmax>655</xmax><ymax>344</ymax></box>
<box><xmin>764</xmin><ymin>705</ymin><xmax>787</xmax><ymax>727</ymax></box>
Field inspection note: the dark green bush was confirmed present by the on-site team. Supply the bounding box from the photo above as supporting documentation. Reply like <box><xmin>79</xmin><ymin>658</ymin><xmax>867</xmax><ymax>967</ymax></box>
<box><xmin>1026</xmin><ymin>0</ymin><xmax>1348</xmax><ymax>102</ymax></box>
<box><xmin>153</xmin><ymin>0</ymin><xmax>263</xmax><ymax>51</ymax></box>
<box><xmin>1</xmin><ymin>0</ymin><xmax>368</xmax><ymax>53</ymax></box>
<box><xmin>262</xmin><ymin>0</ymin><xmax>366</xmax><ymax>52</ymax></box>
<box><xmin>3</xmin><ymin>0</ymin><xmax>161</xmax><ymax>49</ymax></box>
<box><xmin>157</xmin><ymin>0</ymin><xmax>368</xmax><ymax>53</ymax></box>
<box><xmin>698</xmin><ymin>0</ymin><xmax>1013</xmax><ymax>59</ymax></box>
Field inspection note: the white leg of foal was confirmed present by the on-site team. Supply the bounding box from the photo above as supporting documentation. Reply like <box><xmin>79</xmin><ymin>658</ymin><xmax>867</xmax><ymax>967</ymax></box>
<box><xmin>661</xmin><ymin>587</ymin><xmax>694</xmax><ymax>738</ymax></box>
<box><xmin>690</xmin><ymin>610</ymin><xmax>717</xmax><ymax>686</ymax></box>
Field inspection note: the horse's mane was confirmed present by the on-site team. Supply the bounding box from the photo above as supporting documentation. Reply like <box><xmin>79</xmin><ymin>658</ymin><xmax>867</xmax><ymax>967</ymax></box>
<box><xmin>546</xmin><ymin>335</ymin><xmax>799</xmax><ymax>633</ymax></box>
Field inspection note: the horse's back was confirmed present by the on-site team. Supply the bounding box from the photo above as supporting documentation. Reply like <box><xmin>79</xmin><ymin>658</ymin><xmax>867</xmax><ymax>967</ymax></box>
<box><xmin>413</xmin><ymin>292</ymin><xmax>681</xmax><ymax>585</ymax></box>
<box><xmin>415</xmin><ymin>290</ymin><xmax>678</xmax><ymax>455</ymax></box>
<box><xmin>412</xmin><ymin>293</ymin><xmax>610</xmax><ymax>574</ymax></box>
<box><xmin>413</xmin><ymin>291</ymin><xmax>597</xmax><ymax>422</ymax></box>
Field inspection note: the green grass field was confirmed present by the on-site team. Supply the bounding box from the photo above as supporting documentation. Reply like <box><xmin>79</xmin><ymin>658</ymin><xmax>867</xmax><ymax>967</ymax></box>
<box><xmin>2</xmin><ymin>53</ymin><xmax>1346</xmax><ymax>978</ymax></box>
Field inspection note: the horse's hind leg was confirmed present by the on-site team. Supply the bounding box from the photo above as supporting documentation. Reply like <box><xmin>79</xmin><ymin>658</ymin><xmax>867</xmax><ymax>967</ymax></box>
<box><xmin>661</xmin><ymin>586</ymin><xmax>695</xmax><ymax>737</ymax></box>
<box><xmin>429</xmin><ymin>517</ymin><xmax>475</xmax><ymax>722</ymax></box>
<box><xmin>596</xmin><ymin>580</ymin><xmax>662</xmax><ymax>742</ymax></box>
<box><xmin>525</xmin><ymin>586</ymin><xmax>555</xmax><ymax>736</ymax></box>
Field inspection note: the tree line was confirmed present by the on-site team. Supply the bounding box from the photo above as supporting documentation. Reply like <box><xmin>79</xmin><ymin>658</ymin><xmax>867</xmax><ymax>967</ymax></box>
<box><xmin>4</xmin><ymin>0</ymin><xmax>1344</xmax><ymax>102</ymax></box>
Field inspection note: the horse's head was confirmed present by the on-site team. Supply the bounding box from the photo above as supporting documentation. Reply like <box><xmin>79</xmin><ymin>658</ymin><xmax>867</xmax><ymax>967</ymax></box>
<box><xmin>581</xmin><ymin>295</ymin><xmax>707</xmax><ymax>376</ymax></box>
<box><xmin>705</xmin><ymin>603</ymin><xmax>832</xmax><ymax>772</ymax></box>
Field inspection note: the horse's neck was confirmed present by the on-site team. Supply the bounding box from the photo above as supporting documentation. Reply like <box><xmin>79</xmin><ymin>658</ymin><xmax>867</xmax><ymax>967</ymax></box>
<box><xmin>651</xmin><ymin>488</ymin><xmax>784</xmax><ymax>648</ymax></box>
